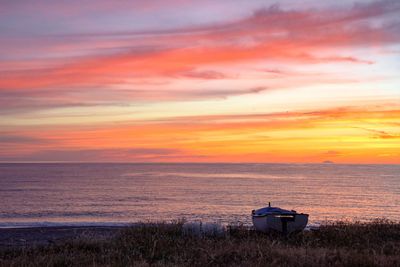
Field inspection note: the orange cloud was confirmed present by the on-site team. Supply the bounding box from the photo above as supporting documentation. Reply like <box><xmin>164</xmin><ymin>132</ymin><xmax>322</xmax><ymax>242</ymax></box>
<box><xmin>2</xmin><ymin>106</ymin><xmax>399</xmax><ymax>163</ymax></box>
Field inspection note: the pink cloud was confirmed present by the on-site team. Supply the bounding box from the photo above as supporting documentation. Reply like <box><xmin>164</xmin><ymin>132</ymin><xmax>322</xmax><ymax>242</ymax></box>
<box><xmin>0</xmin><ymin>1</ymin><xmax>399</xmax><ymax>114</ymax></box>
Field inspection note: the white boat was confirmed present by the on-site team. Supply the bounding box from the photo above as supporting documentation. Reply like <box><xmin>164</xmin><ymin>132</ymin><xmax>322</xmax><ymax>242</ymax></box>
<box><xmin>252</xmin><ymin>203</ymin><xmax>308</xmax><ymax>234</ymax></box>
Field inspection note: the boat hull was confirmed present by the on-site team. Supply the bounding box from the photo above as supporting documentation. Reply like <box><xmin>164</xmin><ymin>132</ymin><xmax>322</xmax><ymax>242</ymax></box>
<box><xmin>252</xmin><ymin>213</ymin><xmax>308</xmax><ymax>234</ymax></box>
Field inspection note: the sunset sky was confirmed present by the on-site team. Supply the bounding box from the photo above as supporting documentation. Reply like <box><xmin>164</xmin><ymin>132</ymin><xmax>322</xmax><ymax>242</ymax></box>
<box><xmin>0</xmin><ymin>0</ymin><xmax>399</xmax><ymax>163</ymax></box>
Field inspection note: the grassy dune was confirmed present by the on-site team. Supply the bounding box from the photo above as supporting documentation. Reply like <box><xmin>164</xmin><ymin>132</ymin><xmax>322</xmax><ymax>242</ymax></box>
<box><xmin>1</xmin><ymin>220</ymin><xmax>399</xmax><ymax>266</ymax></box>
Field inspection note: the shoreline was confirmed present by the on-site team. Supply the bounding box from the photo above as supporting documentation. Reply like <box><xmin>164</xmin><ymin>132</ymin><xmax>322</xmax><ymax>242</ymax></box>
<box><xmin>1</xmin><ymin>216</ymin><xmax>396</xmax><ymax>230</ymax></box>
<box><xmin>0</xmin><ymin>226</ymin><xmax>125</xmax><ymax>248</ymax></box>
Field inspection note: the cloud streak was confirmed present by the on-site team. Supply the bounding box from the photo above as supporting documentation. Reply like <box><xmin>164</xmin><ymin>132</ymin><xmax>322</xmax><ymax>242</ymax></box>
<box><xmin>0</xmin><ymin>148</ymin><xmax>184</xmax><ymax>162</ymax></box>
<box><xmin>355</xmin><ymin>127</ymin><xmax>400</xmax><ymax>139</ymax></box>
<box><xmin>1</xmin><ymin>106</ymin><xmax>399</xmax><ymax>163</ymax></box>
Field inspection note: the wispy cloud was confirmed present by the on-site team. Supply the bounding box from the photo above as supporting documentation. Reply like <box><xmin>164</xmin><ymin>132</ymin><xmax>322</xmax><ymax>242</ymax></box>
<box><xmin>355</xmin><ymin>127</ymin><xmax>400</xmax><ymax>139</ymax></box>
<box><xmin>0</xmin><ymin>134</ymin><xmax>49</xmax><ymax>144</ymax></box>
<box><xmin>0</xmin><ymin>148</ymin><xmax>186</xmax><ymax>162</ymax></box>
<box><xmin>0</xmin><ymin>0</ymin><xmax>399</xmax><ymax>113</ymax></box>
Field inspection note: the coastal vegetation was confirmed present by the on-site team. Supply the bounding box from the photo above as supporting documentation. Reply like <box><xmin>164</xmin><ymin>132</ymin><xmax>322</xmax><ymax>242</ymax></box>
<box><xmin>1</xmin><ymin>220</ymin><xmax>399</xmax><ymax>266</ymax></box>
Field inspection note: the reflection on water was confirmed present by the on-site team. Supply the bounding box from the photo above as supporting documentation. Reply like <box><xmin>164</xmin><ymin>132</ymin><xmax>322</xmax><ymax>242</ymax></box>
<box><xmin>0</xmin><ymin>163</ymin><xmax>399</xmax><ymax>227</ymax></box>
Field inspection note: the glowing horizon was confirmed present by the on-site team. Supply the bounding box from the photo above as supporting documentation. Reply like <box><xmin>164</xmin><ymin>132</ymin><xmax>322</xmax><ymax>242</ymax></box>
<box><xmin>1</xmin><ymin>0</ymin><xmax>399</xmax><ymax>164</ymax></box>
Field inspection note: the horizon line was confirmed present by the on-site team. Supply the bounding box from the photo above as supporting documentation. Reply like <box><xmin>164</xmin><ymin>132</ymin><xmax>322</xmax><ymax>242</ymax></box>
<box><xmin>0</xmin><ymin>161</ymin><xmax>398</xmax><ymax>166</ymax></box>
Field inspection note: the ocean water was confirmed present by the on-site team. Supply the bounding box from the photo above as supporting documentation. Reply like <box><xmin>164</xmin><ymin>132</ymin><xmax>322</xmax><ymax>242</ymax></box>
<box><xmin>0</xmin><ymin>163</ymin><xmax>399</xmax><ymax>228</ymax></box>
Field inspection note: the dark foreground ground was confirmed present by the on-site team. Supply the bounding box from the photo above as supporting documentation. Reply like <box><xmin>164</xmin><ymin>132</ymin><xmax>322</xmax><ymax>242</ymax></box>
<box><xmin>1</xmin><ymin>220</ymin><xmax>399</xmax><ymax>267</ymax></box>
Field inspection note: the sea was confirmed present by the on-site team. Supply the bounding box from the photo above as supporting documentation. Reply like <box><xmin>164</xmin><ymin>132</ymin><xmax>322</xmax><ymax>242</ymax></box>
<box><xmin>0</xmin><ymin>163</ymin><xmax>399</xmax><ymax>228</ymax></box>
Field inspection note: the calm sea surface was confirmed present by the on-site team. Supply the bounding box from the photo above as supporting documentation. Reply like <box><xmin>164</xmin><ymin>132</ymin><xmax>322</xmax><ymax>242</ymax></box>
<box><xmin>0</xmin><ymin>163</ymin><xmax>399</xmax><ymax>227</ymax></box>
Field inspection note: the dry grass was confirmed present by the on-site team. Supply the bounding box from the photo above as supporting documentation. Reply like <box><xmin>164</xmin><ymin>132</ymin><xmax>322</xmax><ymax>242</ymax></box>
<box><xmin>1</xmin><ymin>219</ymin><xmax>399</xmax><ymax>267</ymax></box>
